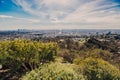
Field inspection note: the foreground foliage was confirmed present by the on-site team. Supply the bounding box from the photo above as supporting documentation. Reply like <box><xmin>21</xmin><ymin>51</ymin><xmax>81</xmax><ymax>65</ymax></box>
<box><xmin>21</xmin><ymin>63</ymin><xmax>85</xmax><ymax>80</ymax></box>
<box><xmin>79</xmin><ymin>58</ymin><xmax>120</xmax><ymax>80</ymax></box>
<box><xmin>0</xmin><ymin>39</ymin><xmax>58</xmax><ymax>79</ymax></box>
<box><xmin>0</xmin><ymin>38</ymin><xmax>120</xmax><ymax>80</ymax></box>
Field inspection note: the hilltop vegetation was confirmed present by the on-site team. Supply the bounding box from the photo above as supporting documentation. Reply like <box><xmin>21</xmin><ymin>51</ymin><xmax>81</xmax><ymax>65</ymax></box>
<box><xmin>0</xmin><ymin>38</ymin><xmax>120</xmax><ymax>80</ymax></box>
<box><xmin>0</xmin><ymin>39</ymin><xmax>58</xmax><ymax>80</ymax></box>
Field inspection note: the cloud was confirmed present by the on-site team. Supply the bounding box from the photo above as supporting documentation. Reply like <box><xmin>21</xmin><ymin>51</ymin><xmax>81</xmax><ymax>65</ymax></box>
<box><xmin>0</xmin><ymin>0</ymin><xmax>118</xmax><ymax>30</ymax></box>
<box><xmin>14</xmin><ymin>17</ymin><xmax>40</xmax><ymax>23</ymax></box>
<box><xmin>0</xmin><ymin>15</ymin><xmax>13</xmax><ymax>18</ymax></box>
<box><xmin>12</xmin><ymin>0</ymin><xmax>80</xmax><ymax>20</ymax></box>
<box><xmin>0</xmin><ymin>15</ymin><xmax>40</xmax><ymax>23</ymax></box>
<box><xmin>12</xmin><ymin>0</ymin><xmax>120</xmax><ymax>24</ymax></box>
<box><xmin>63</xmin><ymin>0</ymin><xmax>120</xmax><ymax>23</ymax></box>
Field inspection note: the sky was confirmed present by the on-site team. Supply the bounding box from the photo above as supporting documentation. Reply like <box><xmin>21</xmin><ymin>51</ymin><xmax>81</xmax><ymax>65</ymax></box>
<box><xmin>0</xmin><ymin>0</ymin><xmax>120</xmax><ymax>30</ymax></box>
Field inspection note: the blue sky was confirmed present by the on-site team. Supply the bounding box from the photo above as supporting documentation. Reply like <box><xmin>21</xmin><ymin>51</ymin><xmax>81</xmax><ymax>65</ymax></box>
<box><xmin>0</xmin><ymin>0</ymin><xmax>120</xmax><ymax>30</ymax></box>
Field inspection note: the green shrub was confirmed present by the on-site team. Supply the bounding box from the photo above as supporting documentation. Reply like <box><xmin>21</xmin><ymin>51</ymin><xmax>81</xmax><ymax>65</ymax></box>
<box><xmin>79</xmin><ymin>58</ymin><xmax>120</xmax><ymax>80</ymax></box>
<box><xmin>21</xmin><ymin>63</ymin><xmax>85</xmax><ymax>80</ymax></box>
<box><xmin>74</xmin><ymin>49</ymin><xmax>112</xmax><ymax>65</ymax></box>
<box><xmin>86</xmin><ymin>49</ymin><xmax>112</xmax><ymax>61</ymax></box>
<box><xmin>0</xmin><ymin>39</ymin><xmax>58</xmax><ymax>79</ymax></box>
<box><xmin>0</xmin><ymin>39</ymin><xmax>58</xmax><ymax>71</ymax></box>
<box><xmin>58</xmin><ymin>50</ymin><xmax>77</xmax><ymax>63</ymax></box>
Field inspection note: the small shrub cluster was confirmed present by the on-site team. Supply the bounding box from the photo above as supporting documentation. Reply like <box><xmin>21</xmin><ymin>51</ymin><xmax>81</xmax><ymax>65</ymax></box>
<box><xmin>79</xmin><ymin>58</ymin><xmax>120</xmax><ymax>80</ymax></box>
<box><xmin>21</xmin><ymin>63</ymin><xmax>85</xmax><ymax>80</ymax></box>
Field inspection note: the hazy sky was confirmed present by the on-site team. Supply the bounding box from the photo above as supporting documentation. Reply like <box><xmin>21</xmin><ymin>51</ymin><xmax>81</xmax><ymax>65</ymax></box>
<box><xmin>0</xmin><ymin>0</ymin><xmax>120</xmax><ymax>30</ymax></box>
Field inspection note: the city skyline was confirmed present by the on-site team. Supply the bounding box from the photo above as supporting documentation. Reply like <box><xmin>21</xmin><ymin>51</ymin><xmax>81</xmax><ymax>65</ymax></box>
<box><xmin>0</xmin><ymin>0</ymin><xmax>120</xmax><ymax>30</ymax></box>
